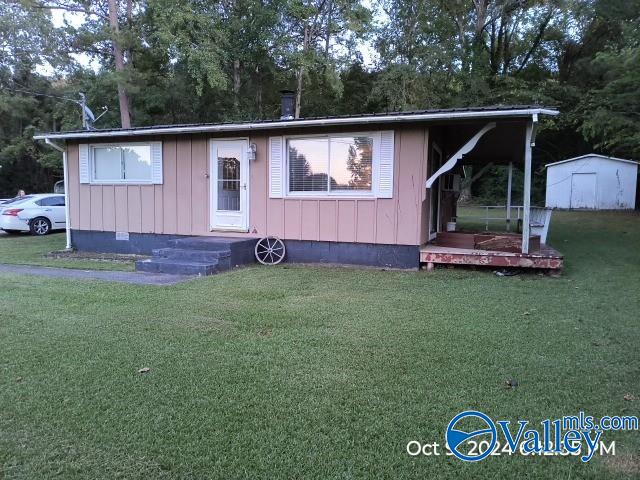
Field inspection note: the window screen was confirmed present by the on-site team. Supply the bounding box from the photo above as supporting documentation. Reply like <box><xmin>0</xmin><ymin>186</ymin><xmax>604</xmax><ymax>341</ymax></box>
<box><xmin>288</xmin><ymin>135</ymin><xmax>373</xmax><ymax>194</ymax></box>
<box><xmin>92</xmin><ymin>144</ymin><xmax>152</xmax><ymax>182</ymax></box>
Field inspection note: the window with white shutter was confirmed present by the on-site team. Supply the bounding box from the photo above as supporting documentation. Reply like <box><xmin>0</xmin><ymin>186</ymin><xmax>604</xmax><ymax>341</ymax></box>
<box><xmin>274</xmin><ymin>131</ymin><xmax>394</xmax><ymax>198</ymax></box>
<box><xmin>79</xmin><ymin>144</ymin><xmax>90</xmax><ymax>184</ymax></box>
<box><xmin>85</xmin><ymin>142</ymin><xmax>161</xmax><ymax>184</ymax></box>
<box><xmin>375</xmin><ymin>130</ymin><xmax>395</xmax><ymax>198</ymax></box>
<box><xmin>151</xmin><ymin>141</ymin><xmax>163</xmax><ymax>184</ymax></box>
<box><xmin>269</xmin><ymin>136</ymin><xmax>284</xmax><ymax>198</ymax></box>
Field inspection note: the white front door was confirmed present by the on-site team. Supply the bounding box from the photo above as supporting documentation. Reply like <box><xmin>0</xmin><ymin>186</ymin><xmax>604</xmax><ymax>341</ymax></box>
<box><xmin>210</xmin><ymin>139</ymin><xmax>249</xmax><ymax>231</ymax></box>
<box><xmin>570</xmin><ymin>173</ymin><xmax>596</xmax><ymax>209</ymax></box>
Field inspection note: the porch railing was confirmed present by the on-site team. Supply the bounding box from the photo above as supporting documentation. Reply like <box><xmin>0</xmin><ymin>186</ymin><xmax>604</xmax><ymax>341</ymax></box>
<box><xmin>456</xmin><ymin>205</ymin><xmax>525</xmax><ymax>232</ymax></box>
<box><xmin>456</xmin><ymin>205</ymin><xmax>552</xmax><ymax>243</ymax></box>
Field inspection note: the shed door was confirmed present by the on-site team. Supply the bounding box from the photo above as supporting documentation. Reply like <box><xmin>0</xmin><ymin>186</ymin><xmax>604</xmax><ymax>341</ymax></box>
<box><xmin>570</xmin><ymin>173</ymin><xmax>596</xmax><ymax>209</ymax></box>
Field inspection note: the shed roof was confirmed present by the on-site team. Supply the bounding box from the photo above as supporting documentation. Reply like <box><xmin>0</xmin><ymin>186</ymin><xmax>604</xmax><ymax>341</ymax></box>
<box><xmin>545</xmin><ymin>154</ymin><xmax>639</xmax><ymax>168</ymax></box>
<box><xmin>34</xmin><ymin>105</ymin><xmax>558</xmax><ymax>141</ymax></box>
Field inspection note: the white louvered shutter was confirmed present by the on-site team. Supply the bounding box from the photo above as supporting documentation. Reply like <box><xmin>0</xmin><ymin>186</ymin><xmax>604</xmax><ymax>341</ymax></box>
<box><xmin>79</xmin><ymin>144</ymin><xmax>90</xmax><ymax>183</ymax></box>
<box><xmin>269</xmin><ymin>136</ymin><xmax>284</xmax><ymax>198</ymax></box>
<box><xmin>151</xmin><ymin>141</ymin><xmax>163</xmax><ymax>184</ymax></box>
<box><xmin>376</xmin><ymin>130</ymin><xmax>394</xmax><ymax>198</ymax></box>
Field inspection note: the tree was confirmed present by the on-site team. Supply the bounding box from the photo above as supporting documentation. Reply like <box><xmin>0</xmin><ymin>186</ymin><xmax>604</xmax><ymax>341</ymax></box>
<box><xmin>281</xmin><ymin>0</ymin><xmax>372</xmax><ymax>117</ymax></box>
<box><xmin>29</xmin><ymin>0</ymin><xmax>140</xmax><ymax>127</ymax></box>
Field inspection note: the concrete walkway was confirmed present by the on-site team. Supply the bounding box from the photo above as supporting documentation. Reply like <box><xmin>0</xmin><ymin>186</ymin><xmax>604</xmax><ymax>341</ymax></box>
<box><xmin>0</xmin><ymin>263</ymin><xmax>194</xmax><ymax>285</ymax></box>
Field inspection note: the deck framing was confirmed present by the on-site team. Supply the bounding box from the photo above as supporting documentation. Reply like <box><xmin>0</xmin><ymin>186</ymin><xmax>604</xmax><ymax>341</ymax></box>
<box><xmin>420</xmin><ymin>244</ymin><xmax>564</xmax><ymax>270</ymax></box>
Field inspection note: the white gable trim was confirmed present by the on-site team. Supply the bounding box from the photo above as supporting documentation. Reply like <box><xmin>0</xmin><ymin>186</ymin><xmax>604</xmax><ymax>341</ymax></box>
<box><xmin>545</xmin><ymin>154</ymin><xmax>639</xmax><ymax>168</ymax></box>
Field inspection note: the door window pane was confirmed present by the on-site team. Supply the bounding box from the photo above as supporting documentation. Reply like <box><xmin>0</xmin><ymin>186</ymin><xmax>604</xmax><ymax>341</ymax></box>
<box><xmin>94</xmin><ymin>147</ymin><xmax>122</xmax><ymax>181</ymax></box>
<box><xmin>217</xmin><ymin>153</ymin><xmax>240</xmax><ymax>211</ymax></box>
<box><xmin>288</xmin><ymin>138</ymin><xmax>329</xmax><ymax>192</ymax></box>
<box><xmin>329</xmin><ymin>136</ymin><xmax>372</xmax><ymax>191</ymax></box>
<box><xmin>123</xmin><ymin>145</ymin><xmax>151</xmax><ymax>180</ymax></box>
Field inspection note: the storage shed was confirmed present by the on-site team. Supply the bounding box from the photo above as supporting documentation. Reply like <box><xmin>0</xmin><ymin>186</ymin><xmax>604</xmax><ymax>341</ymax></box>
<box><xmin>545</xmin><ymin>154</ymin><xmax>638</xmax><ymax>210</ymax></box>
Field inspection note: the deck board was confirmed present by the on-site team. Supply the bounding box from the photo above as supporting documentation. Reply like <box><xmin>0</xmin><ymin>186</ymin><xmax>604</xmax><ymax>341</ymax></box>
<box><xmin>420</xmin><ymin>243</ymin><xmax>563</xmax><ymax>269</ymax></box>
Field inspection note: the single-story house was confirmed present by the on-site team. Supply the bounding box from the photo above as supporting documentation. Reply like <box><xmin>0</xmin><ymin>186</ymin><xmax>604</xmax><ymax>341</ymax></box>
<box><xmin>545</xmin><ymin>154</ymin><xmax>639</xmax><ymax>210</ymax></box>
<box><xmin>35</xmin><ymin>95</ymin><xmax>562</xmax><ymax>273</ymax></box>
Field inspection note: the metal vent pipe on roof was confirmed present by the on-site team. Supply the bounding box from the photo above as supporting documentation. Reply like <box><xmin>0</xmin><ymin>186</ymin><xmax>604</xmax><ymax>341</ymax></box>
<box><xmin>280</xmin><ymin>90</ymin><xmax>295</xmax><ymax>120</ymax></box>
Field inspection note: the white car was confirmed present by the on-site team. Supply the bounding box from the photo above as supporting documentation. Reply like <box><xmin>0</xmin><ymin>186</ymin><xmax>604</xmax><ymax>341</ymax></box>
<box><xmin>0</xmin><ymin>194</ymin><xmax>66</xmax><ymax>235</ymax></box>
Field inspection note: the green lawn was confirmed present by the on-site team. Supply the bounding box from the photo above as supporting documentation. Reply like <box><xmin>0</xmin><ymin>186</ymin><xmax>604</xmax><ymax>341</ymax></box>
<box><xmin>0</xmin><ymin>232</ymin><xmax>135</xmax><ymax>271</ymax></box>
<box><xmin>0</xmin><ymin>211</ymin><xmax>639</xmax><ymax>479</ymax></box>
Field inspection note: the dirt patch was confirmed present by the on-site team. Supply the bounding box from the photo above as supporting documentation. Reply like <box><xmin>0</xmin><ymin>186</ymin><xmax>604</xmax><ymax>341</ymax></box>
<box><xmin>603</xmin><ymin>454</ymin><xmax>640</xmax><ymax>476</ymax></box>
<box><xmin>44</xmin><ymin>250</ymin><xmax>148</xmax><ymax>264</ymax></box>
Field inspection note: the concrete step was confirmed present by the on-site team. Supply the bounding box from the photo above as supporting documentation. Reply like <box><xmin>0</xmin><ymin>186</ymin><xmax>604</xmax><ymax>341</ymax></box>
<box><xmin>152</xmin><ymin>247</ymin><xmax>230</xmax><ymax>263</ymax></box>
<box><xmin>169</xmin><ymin>237</ymin><xmax>237</xmax><ymax>250</ymax></box>
<box><xmin>169</xmin><ymin>236</ymin><xmax>256</xmax><ymax>252</ymax></box>
<box><xmin>135</xmin><ymin>258</ymin><xmax>218</xmax><ymax>276</ymax></box>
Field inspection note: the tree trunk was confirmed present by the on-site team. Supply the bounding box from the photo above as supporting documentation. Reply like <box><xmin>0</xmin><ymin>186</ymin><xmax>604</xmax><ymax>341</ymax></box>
<box><xmin>125</xmin><ymin>0</ymin><xmax>134</xmax><ymax>66</ymax></box>
<box><xmin>107</xmin><ymin>0</ymin><xmax>132</xmax><ymax>128</ymax></box>
<box><xmin>295</xmin><ymin>24</ymin><xmax>311</xmax><ymax>119</ymax></box>
<box><xmin>324</xmin><ymin>0</ymin><xmax>332</xmax><ymax>61</ymax></box>
<box><xmin>233</xmin><ymin>59</ymin><xmax>241</xmax><ymax>111</ymax></box>
<box><xmin>295</xmin><ymin>66</ymin><xmax>303</xmax><ymax>119</ymax></box>
<box><xmin>255</xmin><ymin>65</ymin><xmax>263</xmax><ymax>118</ymax></box>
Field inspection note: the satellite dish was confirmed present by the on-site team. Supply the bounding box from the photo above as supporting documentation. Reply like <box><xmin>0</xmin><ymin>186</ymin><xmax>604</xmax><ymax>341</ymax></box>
<box><xmin>83</xmin><ymin>105</ymin><xmax>96</xmax><ymax>122</ymax></box>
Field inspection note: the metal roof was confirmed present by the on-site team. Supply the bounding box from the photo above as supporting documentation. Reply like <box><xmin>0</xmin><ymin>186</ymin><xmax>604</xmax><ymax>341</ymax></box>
<box><xmin>34</xmin><ymin>105</ymin><xmax>559</xmax><ymax>141</ymax></box>
<box><xmin>545</xmin><ymin>153</ymin><xmax>639</xmax><ymax>168</ymax></box>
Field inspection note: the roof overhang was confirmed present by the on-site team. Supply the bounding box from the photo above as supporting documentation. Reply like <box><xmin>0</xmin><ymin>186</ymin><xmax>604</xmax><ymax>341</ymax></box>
<box><xmin>34</xmin><ymin>108</ymin><xmax>559</xmax><ymax>141</ymax></box>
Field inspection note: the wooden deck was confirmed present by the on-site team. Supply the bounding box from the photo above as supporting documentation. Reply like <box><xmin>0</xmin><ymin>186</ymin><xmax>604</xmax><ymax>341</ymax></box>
<box><xmin>420</xmin><ymin>232</ymin><xmax>564</xmax><ymax>270</ymax></box>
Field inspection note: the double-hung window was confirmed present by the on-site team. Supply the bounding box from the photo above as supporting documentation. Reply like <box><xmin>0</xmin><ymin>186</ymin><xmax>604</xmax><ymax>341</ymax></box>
<box><xmin>287</xmin><ymin>134</ymin><xmax>377</xmax><ymax>195</ymax></box>
<box><xmin>91</xmin><ymin>143</ymin><xmax>153</xmax><ymax>183</ymax></box>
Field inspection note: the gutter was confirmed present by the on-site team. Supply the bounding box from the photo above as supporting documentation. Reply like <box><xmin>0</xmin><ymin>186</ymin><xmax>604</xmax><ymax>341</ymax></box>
<box><xmin>34</xmin><ymin>108</ymin><xmax>559</xmax><ymax>141</ymax></box>
<box><xmin>44</xmin><ymin>139</ymin><xmax>72</xmax><ymax>250</ymax></box>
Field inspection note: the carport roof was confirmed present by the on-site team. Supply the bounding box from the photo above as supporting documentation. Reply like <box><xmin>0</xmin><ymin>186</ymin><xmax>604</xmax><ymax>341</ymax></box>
<box><xmin>33</xmin><ymin>105</ymin><xmax>558</xmax><ymax>141</ymax></box>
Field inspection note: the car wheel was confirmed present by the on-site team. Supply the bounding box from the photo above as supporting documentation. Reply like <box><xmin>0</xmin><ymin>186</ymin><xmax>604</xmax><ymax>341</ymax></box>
<box><xmin>30</xmin><ymin>217</ymin><xmax>51</xmax><ymax>236</ymax></box>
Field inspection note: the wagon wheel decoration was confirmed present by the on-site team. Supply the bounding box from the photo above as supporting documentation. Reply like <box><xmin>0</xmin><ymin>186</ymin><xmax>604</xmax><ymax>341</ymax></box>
<box><xmin>255</xmin><ymin>237</ymin><xmax>286</xmax><ymax>265</ymax></box>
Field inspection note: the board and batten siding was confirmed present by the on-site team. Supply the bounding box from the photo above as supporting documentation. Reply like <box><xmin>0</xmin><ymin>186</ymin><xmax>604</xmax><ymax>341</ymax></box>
<box><xmin>67</xmin><ymin>127</ymin><xmax>430</xmax><ymax>246</ymax></box>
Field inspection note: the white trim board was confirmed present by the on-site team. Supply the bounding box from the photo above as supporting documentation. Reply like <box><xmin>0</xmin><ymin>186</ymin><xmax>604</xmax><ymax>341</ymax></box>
<box><xmin>34</xmin><ymin>108</ymin><xmax>559</xmax><ymax>141</ymax></box>
<box><xmin>545</xmin><ymin>154</ymin><xmax>639</xmax><ymax>168</ymax></box>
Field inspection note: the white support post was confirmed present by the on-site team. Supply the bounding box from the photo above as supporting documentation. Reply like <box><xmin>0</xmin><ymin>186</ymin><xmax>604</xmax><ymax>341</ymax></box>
<box><xmin>521</xmin><ymin>122</ymin><xmax>533</xmax><ymax>254</ymax></box>
<box><xmin>506</xmin><ymin>162</ymin><xmax>513</xmax><ymax>232</ymax></box>
<box><xmin>45</xmin><ymin>138</ymin><xmax>72</xmax><ymax>250</ymax></box>
<box><xmin>62</xmin><ymin>149</ymin><xmax>72</xmax><ymax>250</ymax></box>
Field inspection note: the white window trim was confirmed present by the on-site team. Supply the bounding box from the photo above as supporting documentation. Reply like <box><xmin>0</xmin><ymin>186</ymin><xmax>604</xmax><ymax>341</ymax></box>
<box><xmin>284</xmin><ymin>132</ymin><xmax>381</xmax><ymax>198</ymax></box>
<box><xmin>89</xmin><ymin>142</ymin><xmax>154</xmax><ymax>185</ymax></box>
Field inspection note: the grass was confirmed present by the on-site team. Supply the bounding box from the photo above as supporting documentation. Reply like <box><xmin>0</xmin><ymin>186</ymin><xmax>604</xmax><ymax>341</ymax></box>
<box><xmin>0</xmin><ymin>211</ymin><xmax>639</xmax><ymax>479</ymax></box>
<box><xmin>0</xmin><ymin>232</ymin><xmax>135</xmax><ymax>271</ymax></box>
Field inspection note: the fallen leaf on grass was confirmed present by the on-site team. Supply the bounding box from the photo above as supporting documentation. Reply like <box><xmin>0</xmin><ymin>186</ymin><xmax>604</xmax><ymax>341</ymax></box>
<box><xmin>505</xmin><ymin>379</ymin><xmax>519</xmax><ymax>389</ymax></box>
<box><xmin>138</xmin><ymin>367</ymin><xmax>151</xmax><ymax>374</ymax></box>
<box><xmin>624</xmin><ymin>393</ymin><xmax>635</xmax><ymax>402</ymax></box>
<box><xmin>16</xmin><ymin>377</ymin><xmax>23</xmax><ymax>383</ymax></box>
<box><xmin>258</xmin><ymin>328</ymin><xmax>273</xmax><ymax>337</ymax></box>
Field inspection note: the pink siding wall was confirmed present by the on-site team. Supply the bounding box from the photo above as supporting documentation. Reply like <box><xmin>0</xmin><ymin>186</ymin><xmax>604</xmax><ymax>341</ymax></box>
<box><xmin>67</xmin><ymin>127</ymin><xmax>430</xmax><ymax>246</ymax></box>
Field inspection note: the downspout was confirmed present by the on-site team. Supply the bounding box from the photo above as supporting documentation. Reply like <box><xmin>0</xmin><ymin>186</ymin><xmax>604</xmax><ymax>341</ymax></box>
<box><xmin>45</xmin><ymin>138</ymin><xmax>72</xmax><ymax>250</ymax></box>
